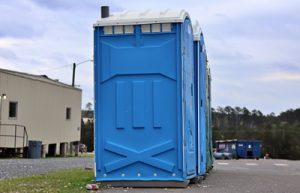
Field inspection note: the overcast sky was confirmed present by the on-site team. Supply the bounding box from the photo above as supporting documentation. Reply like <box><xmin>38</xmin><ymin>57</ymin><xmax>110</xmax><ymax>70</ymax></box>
<box><xmin>0</xmin><ymin>0</ymin><xmax>299</xmax><ymax>114</ymax></box>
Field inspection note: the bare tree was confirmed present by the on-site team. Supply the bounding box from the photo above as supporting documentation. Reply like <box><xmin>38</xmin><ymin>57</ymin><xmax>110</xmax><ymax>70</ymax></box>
<box><xmin>85</xmin><ymin>102</ymin><xmax>93</xmax><ymax>111</ymax></box>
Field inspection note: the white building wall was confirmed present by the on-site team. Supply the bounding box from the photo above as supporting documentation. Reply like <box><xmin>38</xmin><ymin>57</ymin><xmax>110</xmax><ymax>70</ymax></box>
<box><xmin>0</xmin><ymin>71</ymin><xmax>82</xmax><ymax>149</ymax></box>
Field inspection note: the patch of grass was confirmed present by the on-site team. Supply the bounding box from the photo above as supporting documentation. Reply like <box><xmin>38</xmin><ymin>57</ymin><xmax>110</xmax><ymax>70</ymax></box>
<box><xmin>0</xmin><ymin>168</ymin><xmax>105</xmax><ymax>193</ymax></box>
<box><xmin>79</xmin><ymin>152</ymin><xmax>95</xmax><ymax>158</ymax></box>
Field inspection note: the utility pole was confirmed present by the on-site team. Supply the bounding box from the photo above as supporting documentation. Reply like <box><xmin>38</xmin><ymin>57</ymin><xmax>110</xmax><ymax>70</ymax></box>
<box><xmin>72</xmin><ymin>63</ymin><xmax>76</xmax><ymax>87</ymax></box>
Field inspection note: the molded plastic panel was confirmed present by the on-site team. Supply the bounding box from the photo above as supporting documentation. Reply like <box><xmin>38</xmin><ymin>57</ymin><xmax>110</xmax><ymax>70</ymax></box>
<box><xmin>182</xmin><ymin>19</ymin><xmax>196</xmax><ymax>176</ymax></box>
<box><xmin>199</xmin><ymin>35</ymin><xmax>208</xmax><ymax>174</ymax></box>
<box><xmin>95</xmin><ymin>25</ymin><xmax>183</xmax><ymax>181</ymax></box>
<box><xmin>94</xmin><ymin>20</ymin><xmax>196</xmax><ymax>182</ymax></box>
<box><xmin>206</xmin><ymin>58</ymin><xmax>214</xmax><ymax>170</ymax></box>
<box><xmin>194</xmin><ymin>34</ymin><xmax>207</xmax><ymax>176</ymax></box>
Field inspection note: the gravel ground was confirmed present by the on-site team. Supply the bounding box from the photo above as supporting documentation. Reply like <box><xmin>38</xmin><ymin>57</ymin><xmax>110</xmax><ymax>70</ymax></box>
<box><xmin>0</xmin><ymin>157</ymin><xmax>94</xmax><ymax>180</ymax></box>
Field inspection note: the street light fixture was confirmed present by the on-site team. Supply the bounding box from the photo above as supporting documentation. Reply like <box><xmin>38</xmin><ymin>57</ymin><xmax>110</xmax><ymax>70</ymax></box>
<box><xmin>0</xmin><ymin>94</ymin><xmax>6</xmax><ymax>100</ymax></box>
<box><xmin>0</xmin><ymin>93</ymin><xmax>7</xmax><ymax>127</ymax></box>
<box><xmin>72</xmin><ymin>59</ymin><xmax>93</xmax><ymax>87</ymax></box>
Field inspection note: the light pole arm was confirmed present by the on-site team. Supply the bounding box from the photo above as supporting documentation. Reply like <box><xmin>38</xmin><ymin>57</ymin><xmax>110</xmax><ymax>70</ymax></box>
<box><xmin>71</xmin><ymin>60</ymin><xmax>93</xmax><ymax>87</ymax></box>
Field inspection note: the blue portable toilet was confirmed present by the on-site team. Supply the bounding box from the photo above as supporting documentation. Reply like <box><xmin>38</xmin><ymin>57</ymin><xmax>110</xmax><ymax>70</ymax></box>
<box><xmin>192</xmin><ymin>21</ymin><xmax>207</xmax><ymax>177</ymax></box>
<box><xmin>93</xmin><ymin>8</ymin><xmax>196</xmax><ymax>186</ymax></box>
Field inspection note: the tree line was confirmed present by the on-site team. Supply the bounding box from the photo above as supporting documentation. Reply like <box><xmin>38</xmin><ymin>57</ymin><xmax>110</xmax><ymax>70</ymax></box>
<box><xmin>80</xmin><ymin>103</ymin><xmax>300</xmax><ymax>160</ymax></box>
<box><xmin>81</xmin><ymin>110</ymin><xmax>94</xmax><ymax>152</ymax></box>
<box><xmin>212</xmin><ymin>106</ymin><xmax>300</xmax><ymax>160</ymax></box>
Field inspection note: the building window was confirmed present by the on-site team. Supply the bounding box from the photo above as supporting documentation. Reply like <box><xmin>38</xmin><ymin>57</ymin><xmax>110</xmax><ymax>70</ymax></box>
<box><xmin>9</xmin><ymin>102</ymin><xmax>18</xmax><ymax>119</ymax></box>
<box><xmin>66</xmin><ymin>108</ymin><xmax>71</xmax><ymax>120</ymax></box>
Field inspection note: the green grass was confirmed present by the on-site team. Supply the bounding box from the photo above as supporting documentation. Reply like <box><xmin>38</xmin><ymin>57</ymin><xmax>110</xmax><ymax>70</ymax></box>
<box><xmin>79</xmin><ymin>152</ymin><xmax>94</xmax><ymax>158</ymax></box>
<box><xmin>0</xmin><ymin>168</ymin><xmax>105</xmax><ymax>193</ymax></box>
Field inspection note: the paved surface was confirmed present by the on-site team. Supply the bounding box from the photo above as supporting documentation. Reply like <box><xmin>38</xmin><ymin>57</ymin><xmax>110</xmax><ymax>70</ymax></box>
<box><xmin>0</xmin><ymin>157</ymin><xmax>93</xmax><ymax>180</ymax></box>
<box><xmin>100</xmin><ymin>159</ymin><xmax>300</xmax><ymax>193</ymax></box>
<box><xmin>1</xmin><ymin>158</ymin><xmax>300</xmax><ymax>192</ymax></box>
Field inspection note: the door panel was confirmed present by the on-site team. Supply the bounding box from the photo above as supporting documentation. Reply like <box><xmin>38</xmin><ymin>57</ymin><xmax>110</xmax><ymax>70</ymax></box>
<box><xmin>182</xmin><ymin>20</ymin><xmax>196</xmax><ymax>176</ymax></box>
<box><xmin>96</xmin><ymin>33</ymin><xmax>180</xmax><ymax>179</ymax></box>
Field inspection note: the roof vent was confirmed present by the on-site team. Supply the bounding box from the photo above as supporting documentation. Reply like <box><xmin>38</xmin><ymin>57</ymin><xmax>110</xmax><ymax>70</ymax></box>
<box><xmin>101</xmin><ymin>6</ymin><xmax>110</xmax><ymax>18</ymax></box>
<box><xmin>41</xmin><ymin>75</ymin><xmax>49</xmax><ymax>79</ymax></box>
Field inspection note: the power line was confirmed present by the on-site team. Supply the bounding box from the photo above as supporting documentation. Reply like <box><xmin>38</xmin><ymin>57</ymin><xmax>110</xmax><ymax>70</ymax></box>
<box><xmin>37</xmin><ymin>64</ymin><xmax>72</xmax><ymax>73</ymax></box>
<box><xmin>76</xmin><ymin>59</ymin><xmax>93</xmax><ymax>66</ymax></box>
<box><xmin>72</xmin><ymin>59</ymin><xmax>94</xmax><ymax>87</ymax></box>
<box><xmin>37</xmin><ymin>59</ymin><xmax>93</xmax><ymax>73</ymax></box>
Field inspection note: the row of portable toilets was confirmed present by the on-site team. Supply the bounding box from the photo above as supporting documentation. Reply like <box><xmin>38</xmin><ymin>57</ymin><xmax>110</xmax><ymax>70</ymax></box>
<box><xmin>93</xmin><ymin>7</ymin><xmax>213</xmax><ymax>187</ymax></box>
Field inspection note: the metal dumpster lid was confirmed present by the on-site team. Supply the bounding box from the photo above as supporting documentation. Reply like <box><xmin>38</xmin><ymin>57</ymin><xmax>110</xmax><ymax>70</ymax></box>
<box><xmin>94</xmin><ymin>9</ymin><xmax>190</xmax><ymax>27</ymax></box>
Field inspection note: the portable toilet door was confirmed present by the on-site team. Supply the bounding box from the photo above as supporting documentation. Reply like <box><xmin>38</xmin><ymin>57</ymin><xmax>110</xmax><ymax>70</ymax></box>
<box><xmin>206</xmin><ymin>59</ymin><xmax>214</xmax><ymax>170</ymax></box>
<box><xmin>192</xmin><ymin>21</ymin><xmax>207</xmax><ymax>177</ymax></box>
<box><xmin>182</xmin><ymin>17</ymin><xmax>197</xmax><ymax>179</ymax></box>
<box><xmin>93</xmin><ymin>9</ymin><xmax>196</xmax><ymax>185</ymax></box>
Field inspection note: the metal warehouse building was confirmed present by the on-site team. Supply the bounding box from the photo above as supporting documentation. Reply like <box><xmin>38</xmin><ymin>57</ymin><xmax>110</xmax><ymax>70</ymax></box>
<box><xmin>0</xmin><ymin>68</ymin><xmax>82</xmax><ymax>157</ymax></box>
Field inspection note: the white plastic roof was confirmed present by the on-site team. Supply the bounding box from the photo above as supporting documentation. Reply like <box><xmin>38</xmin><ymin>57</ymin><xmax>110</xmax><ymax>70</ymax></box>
<box><xmin>192</xmin><ymin>20</ymin><xmax>202</xmax><ymax>41</ymax></box>
<box><xmin>94</xmin><ymin>9</ymin><xmax>190</xmax><ymax>27</ymax></box>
